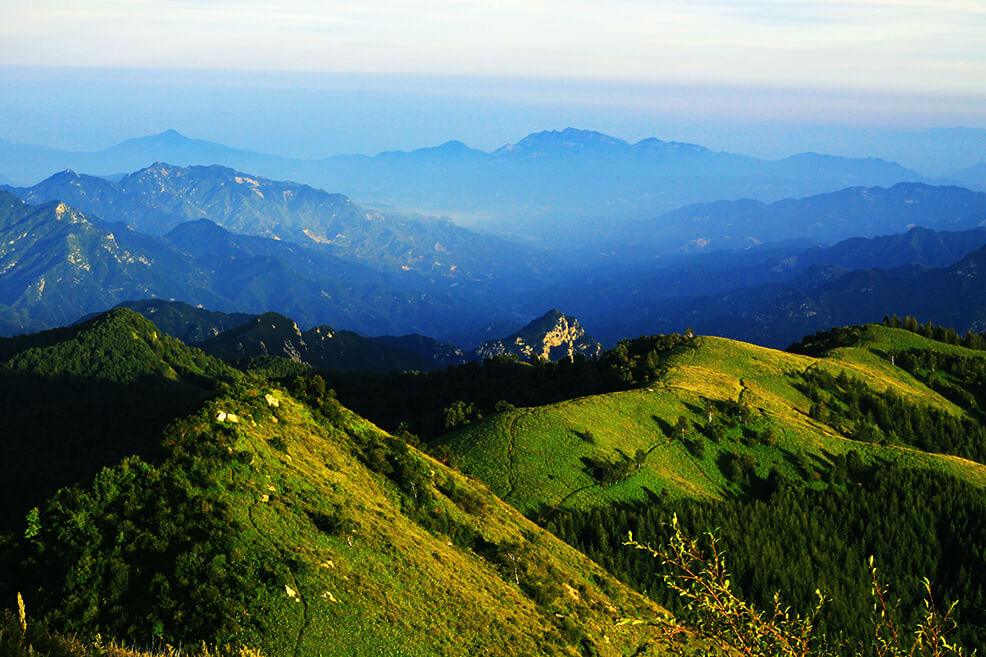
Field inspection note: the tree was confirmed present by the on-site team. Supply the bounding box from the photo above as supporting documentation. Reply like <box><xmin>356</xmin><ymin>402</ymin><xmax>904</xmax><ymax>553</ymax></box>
<box><xmin>624</xmin><ymin>517</ymin><xmax>974</xmax><ymax>657</ymax></box>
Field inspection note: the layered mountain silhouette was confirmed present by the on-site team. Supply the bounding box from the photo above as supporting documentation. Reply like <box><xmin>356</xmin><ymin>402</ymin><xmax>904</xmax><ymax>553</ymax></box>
<box><xmin>0</xmin><ymin>128</ymin><xmax>931</xmax><ymax>243</ymax></box>
<box><xmin>193</xmin><ymin>311</ymin><xmax>469</xmax><ymax>373</ymax></box>
<box><xmin>952</xmin><ymin>162</ymin><xmax>986</xmax><ymax>191</ymax></box>
<box><xmin>4</xmin><ymin>163</ymin><xmax>544</xmax><ymax>283</ymax></box>
<box><xmin>600</xmin><ymin>242</ymin><xmax>986</xmax><ymax>347</ymax></box>
<box><xmin>4</xmin><ymin>156</ymin><xmax>986</xmax><ymax>353</ymax></box>
<box><xmin>613</xmin><ymin>182</ymin><xmax>986</xmax><ymax>256</ymax></box>
<box><xmin>532</xmin><ymin>225</ymin><xmax>986</xmax><ymax>345</ymax></box>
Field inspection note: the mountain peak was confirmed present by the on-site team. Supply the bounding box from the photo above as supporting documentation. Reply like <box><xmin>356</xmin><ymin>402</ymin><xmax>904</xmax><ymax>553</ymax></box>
<box><xmin>35</xmin><ymin>169</ymin><xmax>85</xmax><ymax>186</ymax></box>
<box><xmin>145</xmin><ymin>129</ymin><xmax>191</xmax><ymax>144</ymax></box>
<box><xmin>166</xmin><ymin>217</ymin><xmax>228</xmax><ymax>237</ymax></box>
<box><xmin>436</xmin><ymin>139</ymin><xmax>470</xmax><ymax>151</ymax></box>
<box><xmin>495</xmin><ymin>128</ymin><xmax>629</xmax><ymax>156</ymax></box>
<box><xmin>631</xmin><ymin>137</ymin><xmax>710</xmax><ymax>155</ymax></box>
<box><xmin>164</xmin><ymin>218</ymin><xmax>233</xmax><ymax>255</ymax></box>
<box><xmin>476</xmin><ymin>309</ymin><xmax>601</xmax><ymax>362</ymax></box>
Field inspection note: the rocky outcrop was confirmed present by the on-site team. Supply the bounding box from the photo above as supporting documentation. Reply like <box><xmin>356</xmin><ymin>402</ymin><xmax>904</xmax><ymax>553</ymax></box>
<box><xmin>475</xmin><ymin>309</ymin><xmax>601</xmax><ymax>363</ymax></box>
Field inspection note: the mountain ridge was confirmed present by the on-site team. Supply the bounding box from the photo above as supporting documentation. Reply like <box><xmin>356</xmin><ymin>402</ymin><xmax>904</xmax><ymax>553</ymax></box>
<box><xmin>0</xmin><ymin>307</ymin><xmax>675</xmax><ymax>656</ymax></box>
<box><xmin>0</xmin><ymin>193</ymin><xmax>503</xmax><ymax>341</ymax></box>
<box><xmin>0</xmin><ymin>127</ymin><xmax>931</xmax><ymax>245</ymax></box>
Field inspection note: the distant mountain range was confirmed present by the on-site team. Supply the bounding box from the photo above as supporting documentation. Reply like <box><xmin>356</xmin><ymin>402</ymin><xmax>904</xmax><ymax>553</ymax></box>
<box><xmin>534</xmin><ymin>224</ymin><xmax>986</xmax><ymax>345</ymax></box>
<box><xmin>598</xmin><ymin>240</ymin><xmax>986</xmax><ymax>347</ymax></box>
<box><xmin>0</xmin><ymin>127</ymin><xmax>934</xmax><ymax>243</ymax></box>
<box><xmin>609</xmin><ymin>182</ymin><xmax>986</xmax><ymax>257</ymax></box>
<box><xmin>0</xmin><ymin>190</ymin><xmax>507</xmax><ymax>340</ymax></box>
<box><xmin>952</xmin><ymin>163</ymin><xmax>986</xmax><ymax>191</ymax></box>
<box><xmin>3</xmin><ymin>156</ymin><xmax>985</xmax><ymax>352</ymax></box>
<box><xmin>3</xmin><ymin>163</ymin><xmax>545</xmax><ymax>284</ymax></box>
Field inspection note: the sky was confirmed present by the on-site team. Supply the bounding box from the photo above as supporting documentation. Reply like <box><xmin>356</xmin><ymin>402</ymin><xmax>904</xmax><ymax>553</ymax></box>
<box><xmin>1</xmin><ymin>1</ymin><xmax>985</xmax><ymax>164</ymax></box>
<box><xmin>4</xmin><ymin>0</ymin><xmax>986</xmax><ymax>94</ymax></box>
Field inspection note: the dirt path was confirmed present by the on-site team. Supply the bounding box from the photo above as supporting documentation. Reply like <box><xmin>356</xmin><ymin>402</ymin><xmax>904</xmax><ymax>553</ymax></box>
<box><xmin>248</xmin><ymin>500</ymin><xmax>312</xmax><ymax>657</ymax></box>
<box><xmin>503</xmin><ymin>409</ymin><xmax>530</xmax><ymax>500</ymax></box>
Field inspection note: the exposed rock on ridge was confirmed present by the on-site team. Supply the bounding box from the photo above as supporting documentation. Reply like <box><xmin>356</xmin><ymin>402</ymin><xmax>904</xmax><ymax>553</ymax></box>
<box><xmin>475</xmin><ymin>309</ymin><xmax>601</xmax><ymax>362</ymax></box>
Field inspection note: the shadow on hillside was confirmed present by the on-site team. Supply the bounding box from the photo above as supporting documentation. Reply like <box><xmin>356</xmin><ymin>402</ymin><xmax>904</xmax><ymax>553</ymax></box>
<box><xmin>651</xmin><ymin>414</ymin><xmax>674</xmax><ymax>436</ymax></box>
<box><xmin>0</xmin><ymin>370</ymin><xmax>218</xmax><ymax>530</ymax></box>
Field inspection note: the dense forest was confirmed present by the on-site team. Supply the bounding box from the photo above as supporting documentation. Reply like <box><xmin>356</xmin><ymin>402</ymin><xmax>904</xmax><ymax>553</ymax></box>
<box><xmin>545</xmin><ymin>462</ymin><xmax>986</xmax><ymax>651</ymax></box>
<box><xmin>0</xmin><ymin>311</ymin><xmax>239</xmax><ymax>530</ymax></box>
<box><xmin>802</xmin><ymin>367</ymin><xmax>986</xmax><ymax>462</ymax></box>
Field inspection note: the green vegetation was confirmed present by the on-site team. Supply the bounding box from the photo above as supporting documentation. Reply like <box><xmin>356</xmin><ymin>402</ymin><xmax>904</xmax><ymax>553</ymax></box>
<box><xmin>0</xmin><ymin>603</ymin><xmax>263</xmax><ymax>657</ymax></box>
<box><xmin>623</xmin><ymin>516</ymin><xmax>974</xmax><ymax>656</ymax></box>
<box><xmin>333</xmin><ymin>332</ymin><xmax>695</xmax><ymax>439</ymax></box>
<box><xmin>425</xmin><ymin>324</ymin><xmax>986</xmax><ymax>649</ymax></box>
<box><xmin>1</xmin><ymin>310</ymin><xmax>984</xmax><ymax>654</ymax></box>
<box><xmin>441</xmin><ymin>325</ymin><xmax>986</xmax><ymax>506</ymax></box>
<box><xmin>803</xmin><ymin>368</ymin><xmax>986</xmax><ymax>462</ymax></box>
<box><xmin>0</xmin><ymin>309</ymin><xmax>239</xmax><ymax>529</ymax></box>
<box><xmin>0</xmin><ymin>310</ymin><xmax>680</xmax><ymax>656</ymax></box>
<box><xmin>882</xmin><ymin>314</ymin><xmax>986</xmax><ymax>351</ymax></box>
<box><xmin>547</xmin><ymin>463</ymin><xmax>986</xmax><ymax>650</ymax></box>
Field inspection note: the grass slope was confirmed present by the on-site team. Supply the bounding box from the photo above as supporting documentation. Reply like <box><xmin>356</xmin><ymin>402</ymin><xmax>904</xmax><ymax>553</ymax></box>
<box><xmin>2</xmin><ymin>310</ymin><xmax>693</xmax><ymax>656</ymax></box>
<box><xmin>440</xmin><ymin>325</ymin><xmax>986</xmax><ymax>515</ymax></box>
<box><xmin>193</xmin><ymin>390</ymin><xmax>672</xmax><ymax>656</ymax></box>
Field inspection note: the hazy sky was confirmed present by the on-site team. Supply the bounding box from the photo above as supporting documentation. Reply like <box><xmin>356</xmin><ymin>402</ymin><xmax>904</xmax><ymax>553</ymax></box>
<box><xmin>3</xmin><ymin>0</ymin><xmax>986</xmax><ymax>96</ymax></box>
<box><xmin>1</xmin><ymin>1</ymin><xmax>985</xmax><ymax>165</ymax></box>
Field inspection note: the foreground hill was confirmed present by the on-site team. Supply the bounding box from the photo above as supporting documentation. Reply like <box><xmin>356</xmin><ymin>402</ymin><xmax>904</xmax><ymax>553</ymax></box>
<box><xmin>0</xmin><ymin>309</ymin><xmax>684</xmax><ymax>656</ymax></box>
<box><xmin>440</xmin><ymin>325</ymin><xmax>986</xmax><ymax>513</ymax></box>
<box><xmin>398</xmin><ymin>323</ymin><xmax>986</xmax><ymax>646</ymax></box>
<box><xmin>0</xmin><ymin>308</ymin><xmax>240</xmax><ymax>526</ymax></box>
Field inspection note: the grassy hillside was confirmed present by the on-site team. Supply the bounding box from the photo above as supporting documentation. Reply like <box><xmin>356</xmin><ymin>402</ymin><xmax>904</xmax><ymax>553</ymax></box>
<box><xmin>439</xmin><ymin>325</ymin><xmax>986</xmax><ymax>515</ymax></box>
<box><xmin>436</xmin><ymin>324</ymin><xmax>986</xmax><ymax>647</ymax></box>
<box><xmin>0</xmin><ymin>311</ymin><xmax>691</xmax><ymax>657</ymax></box>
